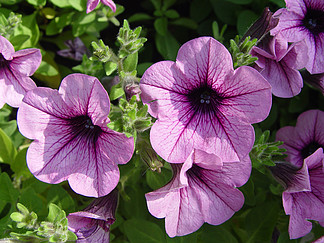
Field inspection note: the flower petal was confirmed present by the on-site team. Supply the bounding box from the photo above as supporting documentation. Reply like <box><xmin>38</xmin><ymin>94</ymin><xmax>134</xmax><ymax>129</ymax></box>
<box><xmin>86</xmin><ymin>0</ymin><xmax>100</xmax><ymax>13</ymax></box>
<box><xmin>101</xmin><ymin>0</ymin><xmax>116</xmax><ymax>12</ymax></box>
<box><xmin>0</xmin><ymin>35</ymin><xmax>14</xmax><ymax>60</ymax></box>
<box><xmin>11</xmin><ymin>48</ymin><xmax>42</xmax><ymax>76</ymax></box>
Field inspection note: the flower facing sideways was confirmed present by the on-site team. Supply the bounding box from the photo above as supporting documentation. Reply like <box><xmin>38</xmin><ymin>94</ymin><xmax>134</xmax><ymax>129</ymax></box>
<box><xmin>276</xmin><ymin>109</ymin><xmax>324</xmax><ymax>167</ymax></box>
<box><xmin>145</xmin><ymin>149</ymin><xmax>251</xmax><ymax>237</ymax></box>
<box><xmin>68</xmin><ymin>189</ymin><xmax>118</xmax><ymax>242</ymax></box>
<box><xmin>270</xmin><ymin>0</ymin><xmax>324</xmax><ymax>74</ymax></box>
<box><xmin>86</xmin><ymin>0</ymin><xmax>116</xmax><ymax>13</ymax></box>
<box><xmin>0</xmin><ymin>35</ymin><xmax>41</xmax><ymax>108</ymax></box>
<box><xmin>17</xmin><ymin>73</ymin><xmax>134</xmax><ymax>197</ymax></box>
<box><xmin>251</xmin><ymin>34</ymin><xmax>308</xmax><ymax>98</ymax></box>
<box><xmin>140</xmin><ymin>37</ymin><xmax>272</xmax><ymax>163</ymax></box>
<box><xmin>270</xmin><ymin>149</ymin><xmax>324</xmax><ymax>239</ymax></box>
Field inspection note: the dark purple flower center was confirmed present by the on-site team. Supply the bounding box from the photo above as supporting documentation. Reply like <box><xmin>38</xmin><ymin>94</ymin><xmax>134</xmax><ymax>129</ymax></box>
<box><xmin>301</xmin><ymin>141</ymin><xmax>322</xmax><ymax>159</ymax></box>
<box><xmin>269</xmin><ymin>162</ymin><xmax>300</xmax><ymax>189</ymax></box>
<box><xmin>303</xmin><ymin>9</ymin><xmax>324</xmax><ymax>35</ymax></box>
<box><xmin>187</xmin><ymin>85</ymin><xmax>223</xmax><ymax>114</ymax></box>
<box><xmin>69</xmin><ymin>115</ymin><xmax>102</xmax><ymax>143</ymax></box>
<box><xmin>0</xmin><ymin>54</ymin><xmax>9</xmax><ymax>70</ymax></box>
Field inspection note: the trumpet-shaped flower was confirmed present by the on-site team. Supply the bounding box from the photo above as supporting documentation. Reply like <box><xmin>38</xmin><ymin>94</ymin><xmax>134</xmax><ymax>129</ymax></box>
<box><xmin>251</xmin><ymin>35</ymin><xmax>308</xmax><ymax>98</ymax></box>
<box><xmin>270</xmin><ymin>0</ymin><xmax>324</xmax><ymax>74</ymax></box>
<box><xmin>86</xmin><ymin>0</ymin><xmax>116</xmax><ymax>13</ymax></box>
<box><xmin>17</xmin><ymin>73</ymin><xmax>134</xmax><ymax>197</ymax></box>
<box><xmin>146</xmin><ymin>149</ymin><xmax>251</xmax><ymax>237</ymax></box>
<box><xmin>140</xmin><ymin>37</ymin><xmax>272</xmax><ymax>163</ymax></box>
<box><xmin>279</xmin><ymin>149</ymin><xmax>324</xmax><ymax>239</ymax></box>
<box><xmin>0</xmin><ymin>35</ymin><xmax>41</xmax><ymax>108</ymax></box>
<box><xmin>68</xmin><ymin>189</ymin><xmax>118</xmax><ymax>242</ymax></box>
<box><xmin>276</xmin><ymin>109</ymin><xmax>324</xmax><ymax>167</ymax></box>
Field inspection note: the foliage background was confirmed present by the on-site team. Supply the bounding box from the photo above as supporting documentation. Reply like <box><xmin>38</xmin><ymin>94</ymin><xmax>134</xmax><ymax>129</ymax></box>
<box><xmin>0</xmin><ymin>0</ymin><xmax>323</xmax><ymax>242</ymax></box>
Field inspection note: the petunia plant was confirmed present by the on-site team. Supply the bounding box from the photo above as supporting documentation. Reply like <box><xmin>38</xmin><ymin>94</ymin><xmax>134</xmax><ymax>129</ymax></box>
<box><xmin>0</xmin><ymin>0</ymin><xmax>324</xmax><ymax>242</ymax></box>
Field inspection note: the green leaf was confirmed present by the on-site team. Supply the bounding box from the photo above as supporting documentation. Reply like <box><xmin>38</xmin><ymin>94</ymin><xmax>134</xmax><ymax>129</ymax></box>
<box><xmin>154</xmin><ymin>17</ymin><xmax>168</xmax><ymax>36</ymax></box>
<box><xmin>165</xmin><ymin>9</ymin><xmax>179</xmax><ymax>19</ymax></box>
<box><xmin>36</xmin><ymin>60</ymin><xmax>59</xmax><ymax>76</ymax></box>
<box><xmin>146</xmin><ymin>167</ymin><xmax>172</xmax><ymax>190</ymax></box>
<box><xmin>245</xmin><ymin>202</ymin><xmax>280</xmax><ymax>243</ymax></box>
<box><xmin>124</xmin><ymin>218</ymin><xmax>166</xmax><ymax>243</ymax></box>
<box><xmin>225</xmin><ymin>0</ymin><xmax>252</xmax><ymax>4</ymax></box>
<box><xmin>47</xmin><ymin>203</ymin><xmax>66</xmax><ymax>223</ymax></box>
<box><xmin>210</xmin><ymin>0</ymin><xmax>241</xmax><ymax>26</ymax></box>
<box><xmin>49</xmin><ymin>0</ymin><xmax>72</xmax><ymax>8</ymax></box>
<box><xmin>237</xmin><ymin>10</ymin><xmax>258</xmax><ymax>36</ymax></box>
<box><xmin>104</xmin><ymin>61</ymin><xmax>118</xmax><ymax>76</ymax></box>
<box><xmin>128</xmin><ymin>13</ymin><xmax>153</xmax><ymax>22</ymax></box>
<box><xmin>46</xmin><ymin>185</ymin><xmax>75</xmax><ymax>213</ymax></box>
<box><xmin>123</xmin><ymin>52</ymin><xmax>138</xmax><ymax>73</ymax></box>
<box><xmin>0</xmin><ymin>128</ymin><xmax>17</xmax><ymax>164</ymax></box>
<box><xmin>0</xmin><ymin>0</ymin><xmax>22</xmax><ymax>4</ymax></box>
<box><xmin>0</xmin><ymin>172</ymin><xmax>19</xmax><ymax>203</ymax></box>
<box><xmin>110</xmin><ymin>83</ymin><xmax>125</xmax><ymax>101</ymax></box>
<box><xmin>13</xmin><ymin>13</ymin><xmax>39</xmax><ymax>49</ymax></box>
<box><xmin>200</xmin><ymin>225</ymin><xmax>238</xmax><ymax>243</ymax></box>
<box><xmin>27</xmin><ymin>0</ymin><xmax>46</xmax><ymax>6</ymax></box>
<box><xmin>0</xmin><ymin>120</ymin><xmax>17</xmax><ymax>137</ymax></box>
<box><xmin>11</xmin><ymin>147</ymin><xmax>32</xmax><ymax>180</ymax></box>
<box><xmin>155</xmin><ymin>32</ymin><xmax>180</xmax><ymax>61</ymax></box>
<box><xmin>171</xmin><ymin>17</ymin><xmax>198</xmax><ymax>29</ymax></box>
<box><xmin>189</xmin><ymin>0</ymin><xmax>212</xmax><ymax>22</ymax></box>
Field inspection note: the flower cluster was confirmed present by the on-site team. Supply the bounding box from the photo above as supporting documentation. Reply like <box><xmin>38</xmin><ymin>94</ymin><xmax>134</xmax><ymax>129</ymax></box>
<box><xmin>249</xmin><ymin>0</ymin><xmax>324</xmax><ymax>97</ymax></box>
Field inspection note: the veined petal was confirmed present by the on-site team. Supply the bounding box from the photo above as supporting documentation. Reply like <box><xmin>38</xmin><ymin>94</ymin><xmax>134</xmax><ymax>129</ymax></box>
<box><xmin>101</xmin><ymin>0</ymin><xmax>116</xmax><ymax>12</ymax></box>
<box><xmin>219</xmin><ymin>66</ymin><xmax>272</xmax><ymax>123</ymax></box>
<box><xmin>11</xmin><ymin>48</ymin><xmax>42</xmax><ymax>76</ymax></box>
<box><xmin>271</xmin><ymin>11</ymin><xmax>306</xmax><ymax>42</ymax></box>
<box><xmin>0</xmin><ymin>35</ymin><xmax>14</xmax><ymax>60</ymax></box>
<box><xmin>140</xmin><ymin>61</ymin><xmax>192</xmax><ymax>119</ymax></box>
<box><xmin>97</xmin><ymin>128</ymin><xmax>134</xmax><ymax>165</ymax></box>
<box><xmin>307</xmin><ymin>33</ymin><xmax>324</xmax><ymax>74</ymax></box>
<box><xmin>176</xmin><ymin>37</ymin><xmax>233</xmax><ymax>90</ymax></box>
<box><xmin>86</xmin><ymin>0</ymin><xmax>100</xmax><ymax>13</ymax></box>
<box><xmin>260</xmin><ymin>59</ymin><xmax>303</xmax><ymax>98</ymax></box>
<box><xmin>18</xmin><ymin>87</ymin><xmax>73</xmax><ymax>139</ymax></box>
<box><xmin>0</xmin><ymin>68</ymin><xmax>37</xmax><ymax>108</ymax></box>
<box><xmin>59</xmin><ymin>74</ymin><xmax>110</xmax><ymax>122</ymax></box>
<box><xmin>285</xmin><ymin>0</ymin><xmax>307</xmax><ymax>17</ymax></box>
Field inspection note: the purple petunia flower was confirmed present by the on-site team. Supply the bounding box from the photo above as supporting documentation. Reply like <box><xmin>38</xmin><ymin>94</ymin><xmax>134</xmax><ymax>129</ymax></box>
<box><xmin>68</xmin><ymin>188</ymin><xmax>118</xmax><ymax>242</ymax></box>
<box><xmin>251</xmin><ymin>34</ymin><xmax>308</xmax><ymax>98</ymax></box>
<box><xmin>301</xmin><ymin>69</ymin><xmax>324</xmax><ymax>95</ymax></box>
<box><xmin>57</xmin><ymin>38</ymin><xmax>87</xmax><ymax>61</ymax></box>
<box><xmin>140</xmin><ymin>37</ymin><xmax>272</xmax><ymax>163</ymax></box>
<box><xmin>270</xmin><ymin>0</ymin><xmax>324</xmax><ymax>74</ymax></box>
<box><xmin>17</xmin><ymin>73</ymin><xmax>134</xmax><ymax>197</ymax></box>
<box><xmin>276</xmin><ymin>109</ymin><xmax>324</xmax><ymax>167</ymax></box>
<box><xmin>145</xmin><ymin>149</ymin><xmax>251</xmax><ymax>237</ymax></box>
<box><xmin>86</xmin><ymin>0</ymin><xmax>116</xmax><ymax>13</ymax></box>
<box><xmin>0</xmin><ymin>35</ymin><xmax>41</xmax><ymax>108</ymax></box>
<box><xmin>272</xmin><ymin>148</ymin><xmax>324</xmax><ymax>239</ymax></box>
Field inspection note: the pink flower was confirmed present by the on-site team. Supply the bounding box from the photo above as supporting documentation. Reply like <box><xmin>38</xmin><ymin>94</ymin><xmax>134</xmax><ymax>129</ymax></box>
<box><xmin>146</xmin><ymin>150</ymin><xmax>251</xmax><ymax>237</ymax></box>
<box><xmin>251</xmin><ymin>34</ymin><xmax>308</xmax><ymax>98</ymax></box>
<box><xmin>86</xmin><ymin>0</ymin><xmax>116</xmax><ymax>13</ymax></box>
<box><xmin>68</xmin><ymin>189</ymin><xmax>118</xmax><ymax>242</ymax></box>
<box><xmin>270</xmin><ymin>0</ymin><xmax>324</xmax><ymax>74</ymax></box>
<box><xmin>140</xmin><ymin>37</ymin><xmax>272</xmax><ymax>163</ymax></box>
<box><xmin>276</xmin><ymin>109</ymin><xmax>324</xmax><ymax>167</ymax></box>
<box><xmin>0</xmin><ymin>35</ymin><xmax>41</xmax><ymax>108</ymax></box>
<box><xmin>280</xmin><ymin>149</ymin><xmax>324</xmax><ymax>239</ymax></box>
<box><xmin>17</xmin><ymin>73</ymin><xmax>134</xmax><ymax>197</ymax></box>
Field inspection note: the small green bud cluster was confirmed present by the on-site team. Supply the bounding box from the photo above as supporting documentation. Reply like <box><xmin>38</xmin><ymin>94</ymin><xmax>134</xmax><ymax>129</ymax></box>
<box><xmin>229</xmin><ymin>35</ymin><xmax>258</xmax><ymax>69</ymax></box>
<box><xmin>9</xmin><ymin>203</ymin><xmax>77</xmax><ymax>242</ymax></box>
<box><xmin>0</xmin><ymin>12</ymin><xmax>22</xmax><ymax>39</ymax></box>
<box><xmin>250</xmin><ymin>130</ymin><xmax>287</xmax><ymax>174</ymax></box>
<box><xmin>117</xmin><ymin>20</ymin><xmax>147</xmax><ymax>58</ymax></box>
